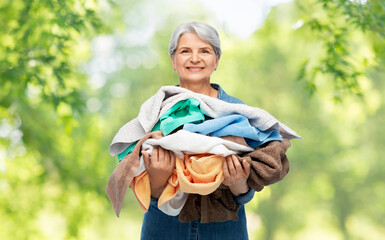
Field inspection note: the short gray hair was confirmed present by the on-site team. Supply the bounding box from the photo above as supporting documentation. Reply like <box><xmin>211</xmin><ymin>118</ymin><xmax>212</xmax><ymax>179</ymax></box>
<box><xmin>168</xmin><ymin>21</ymin><xmax>222</xmax><ymax>57</ymax></box>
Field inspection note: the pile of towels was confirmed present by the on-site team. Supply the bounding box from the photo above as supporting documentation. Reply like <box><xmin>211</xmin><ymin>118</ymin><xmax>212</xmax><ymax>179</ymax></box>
<box><xmin>107</xmin><ymin>86</ymin><xmax>301</xmax><ymax>223</ymax></box>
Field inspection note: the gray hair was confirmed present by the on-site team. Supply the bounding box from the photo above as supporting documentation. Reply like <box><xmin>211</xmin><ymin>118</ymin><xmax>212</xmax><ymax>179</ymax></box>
<box><xmin>168</xmin><ymin>21</ymin><xmax>222</xmax><ymax>57</ymax></box>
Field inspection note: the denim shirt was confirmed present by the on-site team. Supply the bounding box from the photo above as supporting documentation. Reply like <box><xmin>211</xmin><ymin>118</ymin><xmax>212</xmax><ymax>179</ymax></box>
<box><xmin>140</xmin><ymin>84</ymin><xmax>253</xmax><ymax>240</ymax></box>
<box><xmin>211</xmin><ymin>83</ymin><xmax>255</xmax><ymax>205</ymax></box>
<box><xmin>212</xmin><ymin>83</ymin><xmax>245</xmax><ymax>105</ymax></box>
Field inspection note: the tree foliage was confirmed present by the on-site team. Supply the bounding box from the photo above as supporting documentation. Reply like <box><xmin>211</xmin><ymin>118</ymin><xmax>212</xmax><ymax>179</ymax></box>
<box><xmin>0</xmin><ymin>0</ymin><xmax>106</xmax><ymax>113</ymax></box>
<box><xmin>0</xmin><ymin>0</ymin><xmax>112</xmax><ymax>239</ymax></box>
<box><xmin>296</xmin><ymin>0</ymin><xmax>385</xmax><ymax>100</ymax></box>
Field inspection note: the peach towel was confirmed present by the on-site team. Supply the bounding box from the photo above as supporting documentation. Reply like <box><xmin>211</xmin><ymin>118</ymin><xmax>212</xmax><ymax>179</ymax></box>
<box><xmin>176</xmin><ymin>154</ymin><xmax>225</xmax><ymax>195</ymax></box>
<box><xmin>131</xmin><ymin>154</ymin><xmax>226</xmax><ymax>213</ymax></box>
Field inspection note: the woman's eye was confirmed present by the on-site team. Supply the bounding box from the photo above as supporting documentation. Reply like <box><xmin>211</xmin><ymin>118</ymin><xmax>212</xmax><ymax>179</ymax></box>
<box><xmin>181</xmin><ymin>50</ymin><xmax>189</xmax><ymax>53</ymax></box>
<box><xmin>202</xmin><ymin>50</ymin><xmax>209</xmax><ymax>53</ymax></box>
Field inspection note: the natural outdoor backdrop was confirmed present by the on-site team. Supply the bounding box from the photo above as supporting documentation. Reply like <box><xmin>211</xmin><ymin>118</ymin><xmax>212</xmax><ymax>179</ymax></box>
<box><xmin>1</xmin><ymin>0</ymin><xmax>384</xmax><ymax>239</ymax></box>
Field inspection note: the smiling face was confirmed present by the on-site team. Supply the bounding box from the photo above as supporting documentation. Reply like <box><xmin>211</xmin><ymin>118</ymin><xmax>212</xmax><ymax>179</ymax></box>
<box><xmin>171</xmin><ymin>32</ymin><xmax>220</xmax><ymax>87</ymax></box>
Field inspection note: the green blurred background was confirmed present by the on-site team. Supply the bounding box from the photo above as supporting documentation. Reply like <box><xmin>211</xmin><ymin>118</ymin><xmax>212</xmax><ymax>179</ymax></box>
<box><xmin>1</xmin><ymin>0</ymin><xmax>384</xmax><ymax>239</ymax></box>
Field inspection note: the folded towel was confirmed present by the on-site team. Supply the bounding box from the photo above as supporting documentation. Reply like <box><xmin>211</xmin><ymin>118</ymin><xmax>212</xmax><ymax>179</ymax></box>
<box><xmin>178</xmin><ymin>140</ymin><xmax>291</xmax><ymax>223</ymax></box>
<box><xmin>130</xmin><ymin>132</ymin><xmax>252</xmax><ymax>216</ymax></box>
<box><xmin>238</xmin><ymin>139</ymin><xmax>291</xmax><ymax>191</ymax></box>
<box><xmin>183</xmin><ymin>114</ymin><xmax>283</xmax><ymax>148</ymax></box>
<box><xmin>141</xmin><ymin>130</ymin><xmax>253</xmax><ymax>158</ymax></box>
<box><xmin>106</xmin><ymin>131</ymin><xmax>163</xmax><ymax>217</ymax></box>
<box><xmin>158</xmin><ymin>189</ymin><xmax>189</xmax><ymax>216</ymax></box>
<box><xmin>109</xmin><ymin>86</ymin><xmax>301</xmax><ymax>156</ymax></box>
<box><xmin>131</xmin><ymin>135</ymin><xmax>249</xmax><ymax>216</ymax></box>
<box><xmin>178</xmin><ymin>185</ymin><xmax>240</xmax><ymax>223</ymax></box>
<box><xmin>117</xmin><ymin>99</ymin><xmax>205</xmax><ymax>161</ymax></box>
<box><xmin>130</xmin><ymin>171</ymin><xmax>150</xmax><ymax>212</ymax></box>
<box><xmin>176</xmin><ymin>154</ymin><xmax>225</xmax><ymax>195</ymax></box>
<box><xmin>159</xmin><ymin>98</ymin><xmax>205</xmax><ymax>136</ymax></box>
<box><xmin>130</xmin><ymin>169</ymin><xmax>182</xmax><ymax>214</ymax></box>
<box><xmin>131</xmin><ymin>154</ymin><xmax>227</xmax><ymax>216</ymax></box>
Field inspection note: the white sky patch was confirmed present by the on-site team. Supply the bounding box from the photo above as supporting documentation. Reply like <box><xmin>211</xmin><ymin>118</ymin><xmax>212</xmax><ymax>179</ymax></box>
<box><xmin>0</xmin><ymin>119</ymin><xmax>12</xmax><ymax>138</ymax></box>
<box><xmin>9</xmin><ymin>129</ymin><xmax>23</xmax><ymax>144</ymax></box>
<box><xmin>292</xmin><ymin>19</ymin><xmax>304</xmax><ymax>30</ymax></box>
<box><xmin>110</xmin><ymin>83</ymin><xmax>129</xmax><ymax>98</ymax></box>
<box><xmin>86</xmin><ymin>0</ymin><xmax>293</xmax><ymax>84</ymax></box>
<box><xmin>196</xmin><ymin>0</ymin><xmax>292</xmax><ymax>38</ymax></box>
<box><xmin>87</xmin><ymin>73</ymin><xmax>106</xmax><ymax>89</ymax></box>
<box><xmin>0</xmin><ymin>149</ymin><xmax>5</xmax><ymax>172</ymax></box>
<box><xmin>87</xmin><ymin>97</ymin><xmax>102</xmax><ymax>113</ymax></box>
<box><xmin>349</xmin><ymin>0</ymin><xmax>367</xmax><ymax>4</ymax></box>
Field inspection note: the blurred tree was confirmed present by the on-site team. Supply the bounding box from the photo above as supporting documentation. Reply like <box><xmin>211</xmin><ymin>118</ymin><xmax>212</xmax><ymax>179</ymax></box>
<box><xmin>296</xmin><ymin>0</ymin><xmax>385</xmax><ymax>100</ymax></box>
<box><xmin>0</xmin><ymin>0</ymin><xmax>106</xmax><ymax>113</ymax></box>
<box><xmin>1</xmin><ymin>0</ymin><xmax>384</xmax><ymax>239</ymax></box>
<box><xmin>0</xmin><ymin>0</ymin><xmax>115</xmax><ymax>239</ymax></box>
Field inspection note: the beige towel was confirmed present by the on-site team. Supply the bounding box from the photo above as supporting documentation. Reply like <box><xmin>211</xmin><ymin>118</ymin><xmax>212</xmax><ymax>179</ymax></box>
<box><xmin>106</xmin><ymin>131</ymin><xmax>163</xmax><ymax>217</ymax></box>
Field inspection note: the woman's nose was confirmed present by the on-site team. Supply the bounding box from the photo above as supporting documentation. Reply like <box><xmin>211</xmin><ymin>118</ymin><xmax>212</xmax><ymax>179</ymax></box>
<box><xmin>190</xmin><ymin>52</ymin><xmax>201</xmax><ymax>63</ymax></box>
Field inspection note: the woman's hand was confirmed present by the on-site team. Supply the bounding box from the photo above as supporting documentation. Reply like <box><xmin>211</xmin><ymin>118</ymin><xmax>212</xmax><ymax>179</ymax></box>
<box><xmin>142</xmin><ymin>147</ymin><xmax>176</xmax><ymax>198</ymax></box>
<box><xmin>222</xmin><ymin>155</ymin><xmax>251</xmax><ymax>196</ymax></box>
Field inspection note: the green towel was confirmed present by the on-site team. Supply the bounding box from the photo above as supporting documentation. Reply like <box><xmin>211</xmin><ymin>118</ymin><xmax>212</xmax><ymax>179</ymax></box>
<box><xmin>159</xmin><ymin>98</ymin><xmax>204</xmax><ymax>136</ymax></box>
<box><xmin>117</xmin><ymin>99</ymin><xmax>204</xmax><ymax>162</ymax></box>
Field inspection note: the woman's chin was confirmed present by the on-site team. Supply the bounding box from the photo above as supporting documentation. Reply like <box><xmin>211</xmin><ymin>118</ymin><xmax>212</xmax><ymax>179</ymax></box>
<box><xmin>179</xmin><ymin>78</ymin><xmax>211</xmax><ymax>85</ymax></box>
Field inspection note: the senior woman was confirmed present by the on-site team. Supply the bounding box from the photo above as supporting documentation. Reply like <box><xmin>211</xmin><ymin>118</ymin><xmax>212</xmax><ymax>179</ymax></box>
<box><xmin>140</xmin><ymin>21</ymin><xmax>254</xmax><ymax>240</ymax></box>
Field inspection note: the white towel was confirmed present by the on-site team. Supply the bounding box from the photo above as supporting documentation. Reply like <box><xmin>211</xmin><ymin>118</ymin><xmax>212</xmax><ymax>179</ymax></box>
<box><xmin>109</xmin><ymin>86</ymin><xmax>301</xmax><ymax>156</ymax></box>
<box><xmin>141</xmin><ymin>130</ymin><xmax>253</xmax><ymax>159</ymax></box>
<box><xmin>157</xmin><ymin>190</ymin><xmax>189</xmax><ymax>216</ymax></box>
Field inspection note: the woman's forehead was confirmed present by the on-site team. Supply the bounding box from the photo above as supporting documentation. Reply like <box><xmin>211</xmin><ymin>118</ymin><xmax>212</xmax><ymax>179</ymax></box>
<box><xmin>177</xmin><ymin>33</ymin><xmax>213</xmax><ymax>49</ymax></box>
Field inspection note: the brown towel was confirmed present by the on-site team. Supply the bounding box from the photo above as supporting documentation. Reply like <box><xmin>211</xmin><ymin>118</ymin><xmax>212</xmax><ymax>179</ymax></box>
<box><xmin>178</xmin><ymin>139</ymin><xmax>291</xmax><ymax>223</ymax></box>
<box><xmin>239</xmin><ymin>139</ymin><xmax>291</xmax><ymax>192</ymax></box>
<box><xmin>106</xmin><ymin>131</ymin><xmax>163</xmax><ymax>217</ymax></box>
<box><xmin>178</xmin><ymin>185</ymin><xmax>239</xmax><ymax>223</ymax></box>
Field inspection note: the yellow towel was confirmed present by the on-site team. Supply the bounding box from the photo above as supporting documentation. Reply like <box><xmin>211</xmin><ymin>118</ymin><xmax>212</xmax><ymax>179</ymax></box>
<box><xmin>130</xmin><ymin>171</ymin><xmax>151</xmax><ymax>211</ymax></box>
<box><xmin>158</xmin><ymin>169</ymin><xmax>179</xmax><ymax>206</ymax></box>
<box><xmin>131</xmin><ymin>169</ymin><xmax>180</xmax><ymax>212</ymax></box>
<box><xmin>131</xmin><ymin>154</ymin><xmax>226</xmax><ymax>212</ymax></box>
<box><xmin>176</xmin><ymin>154</ymin><xmax>225</xmax><ymax>195</ymax></box>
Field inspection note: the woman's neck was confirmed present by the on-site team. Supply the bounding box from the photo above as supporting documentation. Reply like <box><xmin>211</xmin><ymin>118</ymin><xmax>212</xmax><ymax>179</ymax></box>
<box><xmin>179</xmin><ymin>80</ymin><xmax>218</xmax><ymax>98</ymax></box>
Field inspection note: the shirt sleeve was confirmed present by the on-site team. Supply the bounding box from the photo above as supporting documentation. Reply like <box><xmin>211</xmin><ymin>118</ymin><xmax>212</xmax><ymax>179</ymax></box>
<box><xmin>233</xmin><ymin>188</ymin><xmax>255</xmax><ymax>205</ymax></box>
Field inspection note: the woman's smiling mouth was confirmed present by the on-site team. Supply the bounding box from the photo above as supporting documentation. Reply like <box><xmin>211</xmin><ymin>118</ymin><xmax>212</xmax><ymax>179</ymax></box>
<box><xmin>187</xmin><ymin>67</ymin><xmax>204</xmax><ymax>72</ymax></box>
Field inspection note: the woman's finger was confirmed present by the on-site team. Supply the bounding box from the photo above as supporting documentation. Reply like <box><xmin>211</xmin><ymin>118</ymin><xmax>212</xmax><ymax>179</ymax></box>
<box><xmin>226</xmin><ymin>156</ymin><xmax>236</xmax><ymax>175</ymax></box>
<box><xmin>242</xmin><ymin>159</ymin><xmax>250</xmax><ymax>177</ymax></box>
<box><xmin>158</xmin><ymin>147</ymin><xmax>165</xmax><ymax>163</ymax></box>
<box><xmin>232</xmin><ymin>155</ymin><xmax>243</xmax><ymax>173</ymax></box>
<box><xmin>164</xmin><ymin>149</ymin><xmax>170</xmax><ymax>164</ymax></box>
<box><xmin>152</xmin><ymin>147</ymin><xmax>158</xmax><ymax>162</ymax></box>
<box><xmin>142</xmin><ymin>151</ymin><xmax>151</xmax><ymax>168</ymax></box>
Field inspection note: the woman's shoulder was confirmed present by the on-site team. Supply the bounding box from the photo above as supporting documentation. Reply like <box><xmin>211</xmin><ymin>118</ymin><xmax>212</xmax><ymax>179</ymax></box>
<box><xmin>211</xmin><ymin>83</ymin><xmax>245</xmax><ymax>105</ymax></box>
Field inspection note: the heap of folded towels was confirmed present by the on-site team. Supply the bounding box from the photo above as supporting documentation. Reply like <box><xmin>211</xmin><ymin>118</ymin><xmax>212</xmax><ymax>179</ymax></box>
<box><xmin>106</xmin><ymin>86</ymin><xmax>301</xmax><ymax>222</ymax></box>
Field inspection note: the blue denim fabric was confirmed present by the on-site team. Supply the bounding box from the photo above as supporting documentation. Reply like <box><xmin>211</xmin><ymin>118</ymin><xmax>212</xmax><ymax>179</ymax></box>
<box><xmin>141</xmin><ymin>198</ymin><xmax>249</xmax><ymax>240</ymax></box>
<box><xmin>212</xmin><ymin>83</ymin><xmax>245</xmax><ymax>105</ymax></box>
<box><xmin>140</xmin><ymin>84</ymin><xmax>254</xmax><ymax>239</ymax></box>
<box><xmin>234</xmin><ymin>187</ymin><xmax>255</xmax><ymax>205</ymax></box>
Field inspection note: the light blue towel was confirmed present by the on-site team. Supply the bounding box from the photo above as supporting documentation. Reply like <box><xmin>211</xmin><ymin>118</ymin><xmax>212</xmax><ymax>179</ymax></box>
<box><xmin>183</xmin><ymin>114</ymin><xmax>282</xmax><ymax>148</ymax></box>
